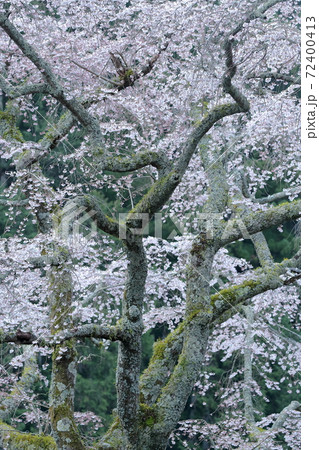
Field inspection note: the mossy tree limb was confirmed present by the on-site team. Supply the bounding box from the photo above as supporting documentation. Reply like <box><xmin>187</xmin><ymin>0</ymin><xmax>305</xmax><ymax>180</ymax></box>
<box><xmin>100</xmin><ymin>150</ymin><xmax>169</xmax><ymax>173</ymax></box>
<box><xmin>132</xmin><ymin>253</ymin><xmax>300</xmax><ymax>449</ymax></box>
<box><xmin>0</xmin><ymin>420</ymin><xmax>57</xmax><ymax>450</ymax></box>
<box><xmin>209</xmin><ymin>256</ymin><xmax>300</xmax><ymax>321</ymax></box>
<box><xmin>0</xmin><ymin>323</ymin><xmax>126</xmax><ymax>347</ymax></box>
<box><xmin>217</xmin><ymin>199</ymin><xmax>301</xmax><ymax>248</ymax></box>
<box><xmin>139</xmin><ymin>323</ymin><xmax>184</xmax><ymax>406</ymax></box>
<box><xmin>140</xmin><ymin>234</ymin><xmax>214</xmax><ymax>448</ymax></box>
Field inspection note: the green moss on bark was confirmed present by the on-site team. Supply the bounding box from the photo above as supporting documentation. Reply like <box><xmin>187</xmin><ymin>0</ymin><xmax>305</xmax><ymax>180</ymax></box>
<box><xmin>0</xmin><ymin>420</ymin><xmax>57</xmax><ymax>449</ymax></box>
<box><xmin>211</xmin><ymin>279</ymin><xmax>260</xmax><ymax>305</ymax></box>
<box><xmin>0</xmin><ymin>110</ymin><xmax>24</xmax><ymax>142</ymax></box>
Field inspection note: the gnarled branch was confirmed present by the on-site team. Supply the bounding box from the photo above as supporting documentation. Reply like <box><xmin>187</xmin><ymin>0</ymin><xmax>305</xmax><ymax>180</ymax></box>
<box><xmin>218</xmin><ymin>199</ymin><xmax>301</xmax><ymax>248</ymax></box>
<box><xmin>101</xmin><ymin>150</ymin><xmax>169</xmax><ymax>173</ymax></box>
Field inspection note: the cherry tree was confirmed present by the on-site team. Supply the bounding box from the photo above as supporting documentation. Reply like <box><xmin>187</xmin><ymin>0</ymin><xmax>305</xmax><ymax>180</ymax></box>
<box><xmin>0</xmin><ymin>0</ymin><xmax>300</xmax><ymax>449</ymax></box>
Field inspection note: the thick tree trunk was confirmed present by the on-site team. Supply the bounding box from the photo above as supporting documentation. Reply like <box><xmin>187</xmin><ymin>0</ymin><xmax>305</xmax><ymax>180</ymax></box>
<box><xmin>48</xmin><ymin>261</ymin><xmax>86</xmax><ymax>450</ymax></box>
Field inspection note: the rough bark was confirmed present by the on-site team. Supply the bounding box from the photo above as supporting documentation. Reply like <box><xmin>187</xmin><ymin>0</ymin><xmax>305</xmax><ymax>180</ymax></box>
<box><xmin>48</xmin><ymin>257</ymin><xmax>86</xmax><ymax>450</ymax></box>
<box><xmin>115</xmin><ymin>237</ymin><xmax>147</xmax><ymax>448</ymax></box>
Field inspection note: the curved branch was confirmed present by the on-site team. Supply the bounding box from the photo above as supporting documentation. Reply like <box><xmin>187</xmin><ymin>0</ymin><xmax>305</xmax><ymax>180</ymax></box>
<box><xmin>218</xmin><ymin>199</ymin><xmax>301</xmax><ymax>247</ymax></box>
<box><xmin>174</xmin><ymin>35</ymin><xmax>250</xmax><ymax>176</ymax></box>
<box><xmin>101</xmin><ymin>150</ymin><xmax>168</xmax><ymax>173</ymax></box>
<box><xmin>74</xmin><ymin>196</ymin><xmax>121</xmax><ymax>238</ymax></box>
<box><xmin>126</xmin><ymin>169</ymin><xmax>180</xmax><ymax>226</ymax></box>
<box><xmin>271</xmin><ymin>400</ymin><xmax>300</xmax><ymax>431</ymax></box>
<box><xmin>249</xmin><ymin>400</ymin><xmax>301</xmax><ymax>447</ymax></box>
<box><xmin>126</xmin><ymin>102</ymin><xmax>249</xmax><ymax>228</ymax></box>
<box><xmin>230</xmin><ymin>0</ymin><xmax>286</xmax><ymax>37</ymax></box>
<box><xmin>222</xmin><ymin>39</ymin><xmax>250</xmax><ymax>111</ymax></box>
<box><xmin>176</xmin><ymin>102</ymin><xmax>248</xmax><ymax>174</ymax></box>
<box><xmin>126</xmin><ymin>36</ymin><xmax>251</xmax><ymax>225</ymax></box>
